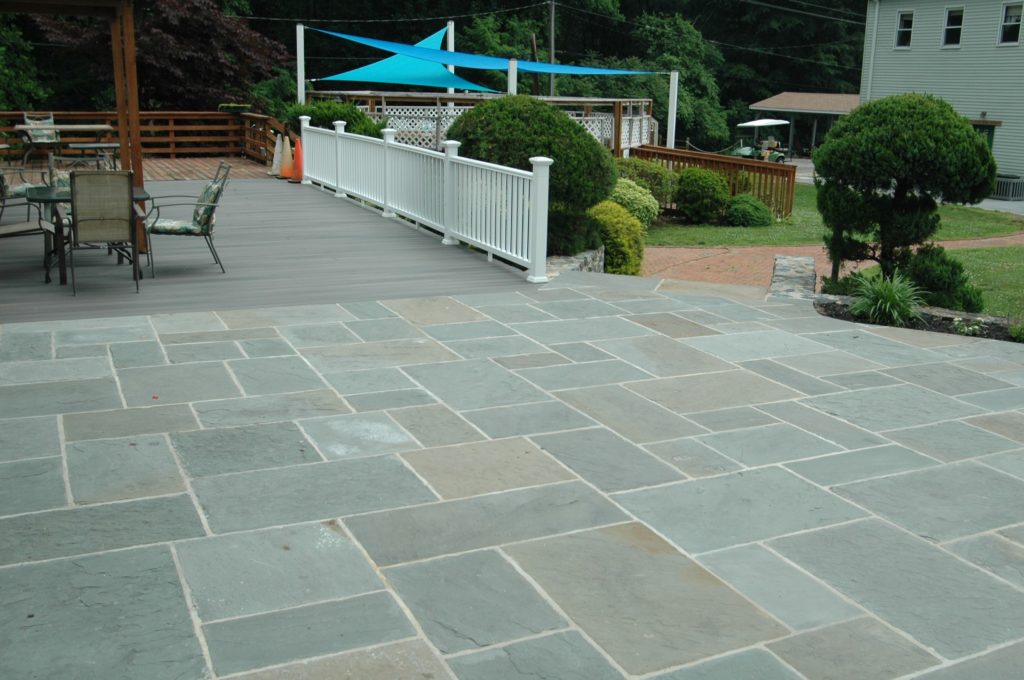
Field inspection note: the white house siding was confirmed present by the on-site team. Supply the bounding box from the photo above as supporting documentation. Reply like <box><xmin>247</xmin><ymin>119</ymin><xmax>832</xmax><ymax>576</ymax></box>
<box><xmin>860</xmin><ymin>0</ymin><xmax>1024</xmax><ymax>176</ymax></box>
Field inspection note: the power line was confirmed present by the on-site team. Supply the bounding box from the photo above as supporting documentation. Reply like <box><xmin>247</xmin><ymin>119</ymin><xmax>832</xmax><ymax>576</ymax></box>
<box><xmin>737</xmin><ymin>0</ymin><xmax>865</xmax><ymax>25</ymax></box>
<box><xmin>782</xmin><ymin>0</ymin><xmax>864</xmax><ymax>19</ymax></box>
<box><xmin>243</xmin><ymin>2</ymin><xmax>547</xmax><ymax>24</ymax></box>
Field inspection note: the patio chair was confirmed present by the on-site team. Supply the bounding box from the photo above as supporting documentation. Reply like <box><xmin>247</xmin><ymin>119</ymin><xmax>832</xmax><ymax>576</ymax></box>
<box><xmin>21</xmin><ymin>113</ymin><xmax>61</xmax><ymax>165</ymax></box>
<box><xmin>66</xmin><ymin>170</ymin><xmax>141</xmax><ymax>295</ymax></box>
<box><xmin>0</xmin><ymin>198</ymin><xmax>53</xmax><ymax>268</ymax></box>
<box><xmin>0</xmin><ymin>165</ymin><xmax>46</xmax><ymax>224</ymax></box>
<box><xmin>144</xmin><ymin>164</ymin><xmax>230</xmax><ymax>276</ymax></box>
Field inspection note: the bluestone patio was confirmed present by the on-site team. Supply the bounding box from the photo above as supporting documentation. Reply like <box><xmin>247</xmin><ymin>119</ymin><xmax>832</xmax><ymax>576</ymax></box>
<box><xmin>2</xmin><ymin>179</ymin><xmax>1024</xmax><ymax>679</ymax></box>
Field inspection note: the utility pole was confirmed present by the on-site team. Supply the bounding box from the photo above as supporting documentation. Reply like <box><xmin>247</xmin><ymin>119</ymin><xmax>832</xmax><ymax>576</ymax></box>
<box><xmin>548</xmin><ymin>0</ymin><xmax>555</xmax><ymax>96</ymax></box>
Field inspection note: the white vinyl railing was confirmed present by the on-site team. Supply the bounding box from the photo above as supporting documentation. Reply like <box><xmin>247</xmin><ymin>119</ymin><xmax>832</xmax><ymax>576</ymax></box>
<box><xmin>300</xmin><ymin>116</ymin><xmax>551</xmax><ymax>282</ymax></box>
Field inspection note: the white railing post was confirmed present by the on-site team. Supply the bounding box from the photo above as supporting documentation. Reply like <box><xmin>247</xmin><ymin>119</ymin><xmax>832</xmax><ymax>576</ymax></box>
<box><xmin>507</xmin><ymin>59</ymin><xmax>518</xmax><ymax>95</ymax></box>
<box><xmin>441</xmin><ymin>140</ymin><xmax>460</xmax><ymax>245</ymax></box>
<box><xmin>381</xmin><ymin>128</ymin><xmax>396</xmax><ymax>218</ymax></box>
<box><xmin>333</xmin><ymin>120</ymin><xmax>346</xmax><ymax>197</ymax></box>
<box><xmin>527</xmin><ymin>156</ymin><xmax>553</xmax><ymax>283</ymax></box>
<box><xmin>298</xmin><ymin>116</ymin><xmax>312</xmax><ymax>185</ymax></box>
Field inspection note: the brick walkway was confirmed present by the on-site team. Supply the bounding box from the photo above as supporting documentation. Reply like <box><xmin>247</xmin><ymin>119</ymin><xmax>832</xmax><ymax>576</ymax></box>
<box><xmin>645</xmin><ymin>232</ymin><xmax>1024</xmax><ymax>288</ymax></box>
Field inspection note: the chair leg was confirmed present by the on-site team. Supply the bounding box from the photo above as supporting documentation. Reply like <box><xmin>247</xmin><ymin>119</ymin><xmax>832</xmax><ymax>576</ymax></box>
<box><xmin>205</xmin><ymin>235</ymin><xmax>225</xmax><ymax>273</ymax></box>
<box><xmin>69</xmin><ymin>246</ymin><xmax>76</xmax><ymax>296</ymax></box>
<box><xmin>147</xmin><ymin>233</ymin><xmax>155</xmax><ymax>278</ymax></box>
<box><xmin>132</xmin><ymin>240</ymin><xmax>139</xmax><ymax>293</ymax></box>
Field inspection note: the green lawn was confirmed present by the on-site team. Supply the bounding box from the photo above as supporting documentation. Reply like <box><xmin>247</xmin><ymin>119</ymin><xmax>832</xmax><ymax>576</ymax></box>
<box><xmin>951</xmin><ymin>246</ymin><xmax>1024</xmax><ymax>319</ymax></box>
<box><xmin>647</xmin><ymin>184</ymin><xmax>1024</xmax><ymax>247</ymax></box>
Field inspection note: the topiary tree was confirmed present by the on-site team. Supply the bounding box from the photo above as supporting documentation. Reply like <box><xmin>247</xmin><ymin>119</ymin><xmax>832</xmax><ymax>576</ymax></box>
<box><xmin>609</xmin><ymin>179</ymin><xmax>660</xmax><ymax>228</ymax></box>
<box><xmin>815</xmin><ymin>94</ymin><xmax>996</xmax><ymax>279</ymax></box>
<box><xmin>587</xmin><ymin>200</ymin><xmax>646</xmax><ymax>275</ymax></box>
<box><xmin>447</xmin><ymin>95</ymin><xmax>617</xmax><ymax>255</ymax></box>
<box><xmin>675</xmin><ymin>167</ymin><xmax>730</xmax><ymax>224</ymax></box>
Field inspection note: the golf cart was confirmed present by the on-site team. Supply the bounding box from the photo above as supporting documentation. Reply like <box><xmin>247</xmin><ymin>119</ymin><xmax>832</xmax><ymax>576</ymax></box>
<box><xmin>724</xmin><ymin>118</ymin><xmax>789</xmax><ymax>163</ymax></box>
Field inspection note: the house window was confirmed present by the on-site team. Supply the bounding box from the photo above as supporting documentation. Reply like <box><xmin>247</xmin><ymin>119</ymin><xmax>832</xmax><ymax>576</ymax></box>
<box><xmin>1001</xmin><ymin>3</ymin><xmax>1022</xmax><ymax>44</ymax></box>
<box><xmin>895</xmin><ymin>11</ymin><xmax>914</xmax><ymax>48</ymax></box>
<box><xmin>944</xmin><ymin>8</ymin><xmax>964</xmax><ymax>46</ymax></box>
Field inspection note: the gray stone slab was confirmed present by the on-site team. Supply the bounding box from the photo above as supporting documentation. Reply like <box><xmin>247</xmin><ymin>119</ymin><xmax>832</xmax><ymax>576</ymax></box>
<box><xmin>517</xmin><ymin>359</ymin><xmax>651</xmax><ymax>390</ymax></box>
<box><xmin>383</xmin><ymin>296</ymin><xmax>486</xmax><ymax>325</ymax></box>
<box><xmin>652</xmin><ymin>649</ymin><xmax>801</xmax><ymax>680</ymax></box>
<box><xmin>447</xmin><ymin>631</ymin><xmax>624</xmax><ymax>680</ymax></box>
<box><xmin>462</xmin><ymin>401</ymin><xmax>595</xmax><ymax>438</ymax></box>
<box><xmin>422</xmin><ymin>320</ymin><xmax>514</xmax><ymax>341</ymax></box>
<box><xmin>164</xmin><ymin>341</ymin><xmax>244</xmax><ymax>364</ymax></box>
<box><xmin>0</xmin><ymin>546</ymin><xmax>206</xmax><ymax>680</ymax></box>
<box><xmin>56</xmin><ymin>343</ymin><xmax>107</xmax><ymax>358</ymax></box>
<box><xmin>0</xmin><ymin>494</ymin><xmax>204</xmax><ymax>565</ymax></box>
<box><xmin>493</xmin><ymin>352</ymin><xmax>569</xmax><ymax>370</ymax></box>
<box><xmin>386</xmin><ymin>550</ymin><xmax>565</xmax><ymax>653</ymax></box>
<box><xmin>454</xmin><ymin>291</ymin><xmax>532</xmax><ymax>307</ymax></box>
<box><xmin>786</xmin><ymin>445</ymin><xmax>938</xmax><ymax>486</ymax></box>
<box><xmin>228</xmin><ymin>639</ymin><xmax>450</xmax><ymax>680</ymax></box>
<box><xmin>646</xmin><ymin>438</ymin><xmax>742</xmax><ymax>477</ymax></box>
<box><xmin>966</xmin><ymin>411</ymin><xmax>1024</xmax><ymax>442</ymax></box>
<box><xmin>835</xmin><ymin>462</ymin><xmax>1024</xmax><ymax>541</ymax></box>
<box><xmin>822</xmin><ymin>371</ymin><xmax>903</xmax><ymax>389</ymax></box>
<box><xmin>0</xmin><ymin>415</ymin><xmax>59</xmax><ymax>462</ymax></box>
<box><xmin>300</xmin><ymin>412</ymin><xmax>419</xmax><ymax>459</ymax></box>
<box><xmin>0</xmin><ymin>356</ymin><xmax>110</xmax><ymax>385</ymax></box>
<box><xmin>0</xmin><ymin>331</ymin><xmax>51</xmax><ymax>362</ymax></box>
<box><xmin>709</xmin><ymin>321</ymin><xmax>775</xmax><ymax>334</ymax></box>
<box><xmin>204</xmin><ymin>592</ymin><xmax>414</xmax><ymax>676</ymax></box>
<box><xmin>238</xmin><ymin>338</ymin><xmax>296</xmax><ymax>357</ymax></box>
<box><xmin>765</xmin><ymin>314</ymin><xmax>857</xmax><ymax>333</ymax></box>
<box><xmin>63</xmin><ymin>404</ymin><xmax>199</xmax><ymax>441</ymax></box>
<box><xmin>946</xmin><ymin>534</ymin><xmax>1024</xmax><ymax>588</ymax></box>
<box><xmin>531</xmin><ymin>298</ymin><xmax>625</xmax><ymax>319</ymax></box>
<box><xmin>884</xmin><ymin>362</ymin><xmax>1014</xmax><ymax>396</ymax></box>
<box><xmin>960</xmin><ymin>387</ymin><xmax>1024</xmax><ymax>411</ymax></box>
<box><xmin>685</xmin><ymin>406</ymin><xmax>779</xmax><ymax>432</ymax></box>
<box><xmin>160</xmin><ymin>327</ymin><xmax>279</xmax><ymax>344</ymax></box>
<box><xmin>617</xmin><ymin>467</ymin><xmax>865</xmax><ymax>553</ymax></box>
<box><xmin>0</xmin><ymin>457</ymin><xmax>65</xmax><ymax>516</ymax></box>
<box><xmin>193</xmin><ymin>456</ymin><xmax>435</xmax><ymax>533</ymax></box>
<box><xmin>0</xmin><ymin>377</ymin><xmax>121</xmax><ymax>418</ymax></box>
<box><xmin>699</xmin><ymin>543</ymin><xmax>862</xmax><ymax>630</ymax></box>
<box><xmin>806</xmin><ymin>384</ymin><xmax>984</xmax><ymax>431</ymax></box>
<box><xmin>476</xmin><ymin>303</ymin><xmax>556</xmax><ymax>323</ymax></box>
<box><xmin>511</xmin><ymin>317</ymin><xmax>654</xmax><ymax>344</ymax></box>
<box><xmin>982</xmin><ymin>449</ymin><xmax>1024</xmax><ymax>479</ymax></box>
<box><xmin>193</xmin><ymin>389</ymin><xmax>351</xmax><ymax>428</ymax></box>
<box><xmin>612</xmin><ymin>297</ymin><xmax>699</xmax><ymax>314</ymax></box>
<box><xmin>346</xmin><ymin>388</ymin><xmax>436</xmax><ymax>411</ymax></box>
<box><xmin>684</xmin><ymin>330</ymin><xmax>831</xmax><ymax>362</ymax></box>
<box><xmin>404</xmin><ymin>359</ymin><xmax>547</xmax><ymax>410</ymax></box>
<box><xmin>629</xmin><ymin>371</ymin><xmax>800</xmax><ymax>414</ymax></box>
<box><xmin>346</xmin><ymin>480</ymin><xmax>625</xmax><ymax>566</ymax></box>
<box><xmin>551</xmin><ymin>342</ymin><xmax>614</xmax><ymax>362</ymax></box>
<box><xmin>217</xmin><ymin>304</ymin><xmax>355</xmax><ymax>329</ymax></box>
<box><xmin>740</xmin><ymin>359</ymin><xmax>840</xmax><ymax>396</ymax></box>
<box><xmin>757</xmin><ymin>401</ymin><xmax>887</xmax><ymax>450</ymax></box>
<box><xmin>506</xmin><ymin>523</ymin><xmax>786</xmax><ymax>674</ymax></box>
<box><xmin>1002</xmin><ymin>524</ymin><xmax>1024</xmax><ymax>546</ymax></box>
<box><xmin>55</xmin><ymin>325</ymin><xmax>154</xmax><ymax>345</ymax></box>
<box><xmin>118</xmin><ymin>363</ymin><xmax>240</xmax><ymax>406</ymax></box>
<box><xmin>914</xmin><ymin>641</ymin><xmax>1024</xmax><ymax>679</ymax></box>
<box><xmin>809</xmin><ymin>330</ymin><xmax>945</xmax><ymax>367</ymax></box>
<box><xmin>770</xmin><ymin>519</ymin><xmax>1024</xmax><ymax>659</ymax></box>
<box><xmin>340</xmin><ymin>300</ymin><xmax>399</xmax><ymax>319</ymax></box>
<box><xmin>301</xmin><ymin>338</ymin><xmax>459</xmax><ymax>372</ymax></box>
<box><xmin>700</xmin><ymin>303</ymin><xmax>779</xmax><ymax>322</ymax></box>
<box><xmin>520</xmin><ymin>287</ymin><xmax>590</xmax><ymax>301</ymax></box>
<box><xmin>228</xmin><ymin>356</ymin><xmax>326</xmax><ymax>395</ymax></box>
<box><xmin>697</xmin><ymin>423</ymin><xmax>839</xmax><ymax>466</ymax></box>
<box><xmin>768</xmin><ymin>617</ymin><xmax>939</xmax><ymax>680</ymax></box>
<box><xmin>869</xmin><ymin>325</ymin><xmax>981</xmax><ymax>348</ymax></box>
<box><xmin>557</xmin><ymin>385</ymin><xmax>706</xmax><ymax>443</ymax></box>
<box><xmin>151</xmin><ymin>310</ymin><xmax>225</xmax><ymax>333</ymax></box>
<box><xmin>775</xmin><ymin>350</ymin><xmax>886</xmax><ymax>377</ymax></box>
<box><xmin>442</xmin><ymin>335</ymin><xmax>546</xmax><ymax>359</ymax></box>
<box><xmin>322</xmin><ymin>367</ymin><xmax>416</xmax><ymax>394</ymax></box>
<box><xmin>594</xmin><ymin>334</ymin><xmax>733</xmax><ymax>377</ymax></box>
<box><xmin>110</xmin><ymin>340</ymin><xmax>167</xmax><ymax>367</ymax></box>
<box><xmin>883</xmin><ymin>421</ymin><xmax>1018</xmax><ymax>462</ymax></box>
<box><xmin>533</xmin><ymin>428</ymin><xmax>683</xmax><ymax>492</ymax></box>
<box><xmin>176</xmin><ymin>522</ymin><xmax>382</xmax><ymax>620</ymax></box>
<box><xmin>623</xmin><ymin>313</ymin><xmax>721</xmax><ymax>338</ymax></box>
<box><xmin>170</xmin><ymin>422</ymin><xmax>319</xmax><ymax>477</ymax></box>
<box><xmin>387</xmin><ymin>404</ymin><xmax>484</xmax><ymax>447</ymax></box>
<box><xmin>346</xmin><ymin>318</ymin><xmax>424</xmax><ymax>342</ymax></box>
<box><xmin>402</xmin><ymin>438</ymin><xmax>574</xmax><ymax>499</ymax></box>
<box><xmin>276</xmin><ymin>323</ymin><xmax>359</xmax><ymax>348</ymax></box>
<box><xmin>67</xmin><ymin>435</ymin><xmax>184</xmax><ymax>504</ymax></box>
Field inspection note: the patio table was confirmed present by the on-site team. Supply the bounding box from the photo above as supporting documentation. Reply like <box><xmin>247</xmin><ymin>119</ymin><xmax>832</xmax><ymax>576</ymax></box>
<box><xmin>14</xmin><ymin>124</ymin><xmax>114</xmax><ymax>165</ymax></box>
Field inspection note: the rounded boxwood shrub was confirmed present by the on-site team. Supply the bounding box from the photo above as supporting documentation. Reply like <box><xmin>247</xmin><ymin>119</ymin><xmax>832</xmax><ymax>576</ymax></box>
<box><xmin>724</xmin><ymin>194</ymin><xmax>773</xmax><ymax>227</ymax></box>
<box><xmin>676</xmin><ymin>167</ymin><xmax>730</xmax><ymax>224</ymax></box>
<box><xmin>609</xmin><ymin>178</ymin><xmax>660</xmax><ymax>228</ymax></box>
<box><xmin>447</xmin><ymin>95</ymin><xmax>617</xmax><ymax>255</ymax></box>
<box><xmin>903</xmin><ymin>244</ymin><xmax>984</xmax><ymax>312</ymax></box>
<box><xmin>284</xmin><ymin>101</ymin><xmax>384</xmax><ymax>138</ymax></box>
<box><xmin>615</xmin><ymin>157</ymin><xmax>676</xmax><ymax>205</ymax></box>
<box><xmin>587</xmin><ymin>200</ymin><xmax>645</xmax><ymax>275</ymax></box>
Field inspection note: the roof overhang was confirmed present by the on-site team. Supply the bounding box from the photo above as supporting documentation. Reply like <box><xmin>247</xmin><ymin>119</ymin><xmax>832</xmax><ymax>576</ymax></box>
<box><xmin>750</xmin><ymin>92</ymin><xmax>861</xmax><ymax>116</ymax></box>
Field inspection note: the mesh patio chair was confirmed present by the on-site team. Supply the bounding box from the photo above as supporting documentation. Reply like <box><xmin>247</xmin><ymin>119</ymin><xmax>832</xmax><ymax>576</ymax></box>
<box><xmin>0</xmin><ymin>165</ymin><xmax>46</xmax><ymax>224</ymax></box>
<box><xmin>144</xmin><ymin>163</ymin><xmax>231</xmax><ymax>276</ymax></box>
<box><xmin>21</xmin><ymin>113</ymin><xmax>61</xmax><ymax>165</ymax></box>
<box><xmin>66</xmin><ymin>170</ymin><xmax>140</xmax><ymax>295</ymax></box>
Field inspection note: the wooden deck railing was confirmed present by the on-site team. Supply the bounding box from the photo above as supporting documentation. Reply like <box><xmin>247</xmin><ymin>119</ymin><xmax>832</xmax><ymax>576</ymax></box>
<box><xmin>631</xmin><ymin>145</ymin><xmax>797</xmax><ymax>218</ymax></box>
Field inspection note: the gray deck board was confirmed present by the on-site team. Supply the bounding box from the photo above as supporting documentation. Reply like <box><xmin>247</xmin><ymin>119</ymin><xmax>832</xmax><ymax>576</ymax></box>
<box><xmin>0</xmin><ymin>180</ymin><xmax>532</xmax><ymax>323</ymax></box>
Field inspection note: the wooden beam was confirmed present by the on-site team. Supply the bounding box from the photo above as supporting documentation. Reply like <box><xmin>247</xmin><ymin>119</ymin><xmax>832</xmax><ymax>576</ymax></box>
<box><xmin>120</xmin><ymin>2</ymin><xmax>144</xmax><ymax>189</ymax></box>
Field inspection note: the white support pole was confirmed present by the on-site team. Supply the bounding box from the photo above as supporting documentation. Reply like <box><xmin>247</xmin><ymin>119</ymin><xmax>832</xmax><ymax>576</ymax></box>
<box><xmin>296</xmin><ymin>24</ymin><xmax>305</xmax><ymax>104</ymax></box>
<box><xmin>441</xmin><ymin>140</ymin><xmax>460</xmax><ymax>245</ymax></box>
<box><xmin>381</xmin><ymin>128</ymin><xmax>396</xmax><ymax>218</ymax></box>
<box><xmin>667</xmin><ymin>70</ymin><xmax>679</xmax><ymax>149</ymax></box>
<box><xmin>333</xmin><ymin>120</ymin><xmax>346</xmax><ymax>197</ymax></box>
<box><xmin>527</xmin><ymin>156</ymin><xmax>553</xmax><ymax>283</ymax></box>
<box><xmin>298</xmin><ymin>116</ymin><xmax>311</xmax><ymax>185</ymax></box>
<box><xmin>507</xmin><ymin>59</ymin><xmax>518</xmax><ymax>95</ymax></box>
<box><xmin>446</xmin><ymin>20</ymin><xmax>455</xmax><ymax>96</ymax></box>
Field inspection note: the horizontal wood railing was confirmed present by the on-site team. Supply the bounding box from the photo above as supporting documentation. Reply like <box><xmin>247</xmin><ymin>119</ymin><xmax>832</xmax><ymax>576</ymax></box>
<box><xmin>631</xmin><ymin>145</ymin><xmax>797</xmax><ymax>218</ymax></box>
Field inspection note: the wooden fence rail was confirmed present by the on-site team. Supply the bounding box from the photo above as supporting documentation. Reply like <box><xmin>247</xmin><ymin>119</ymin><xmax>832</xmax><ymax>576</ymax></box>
<box><xmin>631</xmin><ymin>145</ymin><xmax>797</xmax><ymax>218</ymax></box>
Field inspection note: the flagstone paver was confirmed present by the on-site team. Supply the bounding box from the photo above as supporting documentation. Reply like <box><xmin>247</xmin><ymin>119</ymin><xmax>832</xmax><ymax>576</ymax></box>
<box><xmin>6</xmin><ymin>274</ymin><xmax>1024</xmax><ymax>678</ymax></box>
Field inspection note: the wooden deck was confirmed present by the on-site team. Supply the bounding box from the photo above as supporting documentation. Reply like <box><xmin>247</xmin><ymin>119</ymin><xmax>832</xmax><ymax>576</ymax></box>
<box><xmin>0</xmin><ymin>179</ymin><xmax>534</xmax><ymax>324</ymax></box>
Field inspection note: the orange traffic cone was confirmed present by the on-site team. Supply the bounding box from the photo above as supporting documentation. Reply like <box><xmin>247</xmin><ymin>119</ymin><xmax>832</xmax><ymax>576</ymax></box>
<box><xmin>277</xmin><ymin>136</ymin><xmax>293</xmax><ymax>180</ymax></box>
<box><xmin>289</xmin><ymin>138</ymin><xmax>304</xmax><ymax>184</ymax></box>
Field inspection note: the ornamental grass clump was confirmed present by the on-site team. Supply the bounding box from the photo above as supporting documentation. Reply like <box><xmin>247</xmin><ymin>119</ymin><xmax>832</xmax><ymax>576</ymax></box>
<box><xmin>849</xmin><ymin>273</ymin><xmax>924</xmax><ymax>327</ymax></box>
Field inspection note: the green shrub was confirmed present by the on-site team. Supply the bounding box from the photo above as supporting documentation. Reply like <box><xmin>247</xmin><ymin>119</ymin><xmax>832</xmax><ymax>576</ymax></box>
<box><xmin>724</xmin><ymin>194</ymin><xmax>773</xmax><ymax>227</ymax></box>
<box><xmin>1010</xmin><ymin>324</ymin><xmax>1024</xmax><ymax>343</ymax></box>
<box><xmin>609</xmin><ymin>179</ymin><xmax>660</xmax><ymax>228</ymax></box>
<box><xmin>820</xmin><ymin>272</ymin><xmax>866</xmax><ymax>296</ymax></box>
<box><xmin>849</xmin><ymin>273</ymin><xmax>924</xmax><ymax>327</ymax></box>
<box><xmin>588</xmin><ymin>200</ymin><xmax>646</xmax><ymax>275</ymax></box>
<box><xmin>249</xmin><ymin>68</ymin><xmax>295</xmax><ymax>121</ymax></box>
<box><xmin>283</xmin><ymin>101</ymin><xmax>384</xmax><ymax>138</ymax></box>
<box><xmin>447</xmin><ymin>95</ymin><xmax>617</xmax><ymax>255</ymax></box>
<box><xmin>735</xmin><ymin>170</ymin><xmax>753</xmax><ymax>194</ymax></box>
<box><xmin>615</xmin><ymin>157</ymin><xmax>676</xmax><ymax>205</ymax></box>
<box><xmin>903</xmin><ymin>244</ymin><xmax>984</xmax><ymax>312</ymax></box>
<box><xmin>675</xmin><ymin>167</ymin><xmax>730</xmax><ymax>224</ymax></box>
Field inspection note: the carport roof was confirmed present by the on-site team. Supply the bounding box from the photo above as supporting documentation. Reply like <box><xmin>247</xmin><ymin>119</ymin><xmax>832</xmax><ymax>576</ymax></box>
<box><xmin>751</xmin><ymin>92</ymin><xmax>861</xmax><ymax>116</ymax></box>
